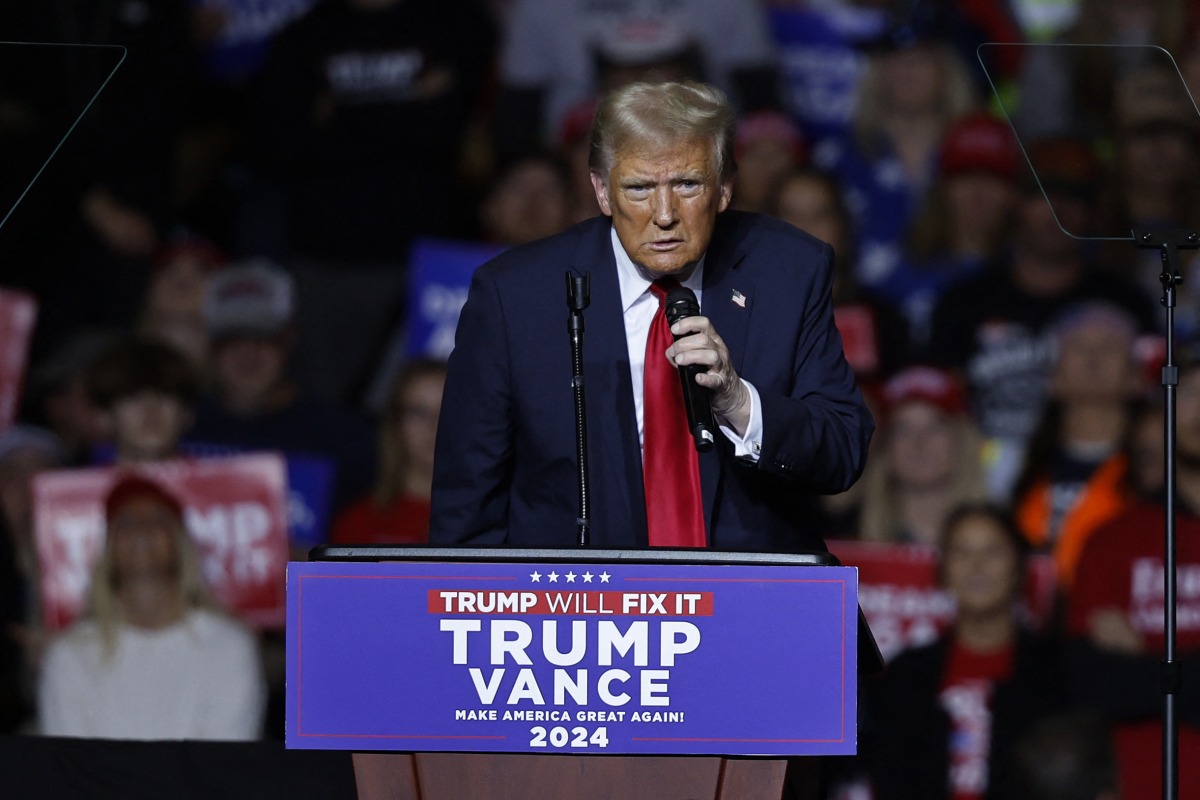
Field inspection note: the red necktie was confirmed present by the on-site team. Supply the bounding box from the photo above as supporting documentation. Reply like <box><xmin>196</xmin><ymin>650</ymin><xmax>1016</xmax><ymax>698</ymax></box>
<box><xmin>643</xmin><ymin>279</ymin><xmax>706</xmax><ymax>547</ymax></box>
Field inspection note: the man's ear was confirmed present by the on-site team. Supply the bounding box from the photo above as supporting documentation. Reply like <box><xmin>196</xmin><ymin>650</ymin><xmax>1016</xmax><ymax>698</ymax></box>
<box><xmin>590</xmin><ymin>172</ymin><xmax>613</xmax><ymax>217</ymax></box>
<box><xmin>718</xmin><ymin>177</ymin><xmax>734</xmax><ymax>213</ymax></box>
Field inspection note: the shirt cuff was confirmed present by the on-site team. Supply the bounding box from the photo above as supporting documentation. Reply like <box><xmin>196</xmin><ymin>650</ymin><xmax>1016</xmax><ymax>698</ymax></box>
<box><xmin>718</xmin><ymin>379</ymin><xmax>763</xmax><ymax>461</ymax></box>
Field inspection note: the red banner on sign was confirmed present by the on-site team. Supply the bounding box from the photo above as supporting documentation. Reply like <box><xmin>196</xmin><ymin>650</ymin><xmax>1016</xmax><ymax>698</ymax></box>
<box><xmin>34</xmin><ymin>453</ymin><xmax>290</xmax><ymax>631</ymax></box>
<box><xmin>829</xmin><ymin>539</ymin><xmax>1056</xmax><ymax>661</ymax></box>
<box><xmin>834</xmin><ymin>304</ymin><xmax>879</xmax><ymax>376</ymax></box>
<box><xmin>0</xmin><ymin>288</ymin><xmax>37</xmax><ymax>434</ymax></box>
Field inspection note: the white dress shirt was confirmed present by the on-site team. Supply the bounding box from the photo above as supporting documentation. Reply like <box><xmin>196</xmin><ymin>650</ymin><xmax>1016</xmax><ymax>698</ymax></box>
<box><xmin>609</xmin><ymin>226</ymin><xmax>763</xmax><ymax>460</ymax></box>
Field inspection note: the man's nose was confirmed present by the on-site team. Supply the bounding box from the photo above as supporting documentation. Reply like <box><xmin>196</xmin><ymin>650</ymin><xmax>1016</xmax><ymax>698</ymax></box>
<box><xmin>652</xmin><ymin>186</ymin><xmax>677</xmax><ymax>226</ymax></box>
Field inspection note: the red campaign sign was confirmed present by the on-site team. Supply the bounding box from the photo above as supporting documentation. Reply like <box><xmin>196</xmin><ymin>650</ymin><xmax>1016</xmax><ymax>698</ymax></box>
<box><xmin>834</xmin><ymin>304</ymin><xmax>879</xmax><ymax>376</ymax></box>
<box><xmin>0</xmin><ymin>288</ymin><xmax>37</xmax><ymax>434</ymax></box>
<box><xmin>828</xmin><ymin>540</ymin><xmax>1057</xmax><ymax>661</ymax></box>
<box><xmin>34</xmin><ymin>453</ymin><xmax>290</xmax><ymax>631</ymax></box>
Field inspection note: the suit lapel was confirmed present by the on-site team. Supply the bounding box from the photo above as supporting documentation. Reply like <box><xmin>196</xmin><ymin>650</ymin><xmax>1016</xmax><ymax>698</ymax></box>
<box><xmin>698</xmin><ymin>215</ymin><xmax>754</xmax><ymax>535</ymax></box>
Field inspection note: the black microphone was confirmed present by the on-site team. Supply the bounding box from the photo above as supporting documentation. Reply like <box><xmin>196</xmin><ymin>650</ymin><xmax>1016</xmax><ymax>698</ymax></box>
<box><xmin>664</xmin><ymin>286</ymin><xmax>717</xmax><ymax>452</ymax></box>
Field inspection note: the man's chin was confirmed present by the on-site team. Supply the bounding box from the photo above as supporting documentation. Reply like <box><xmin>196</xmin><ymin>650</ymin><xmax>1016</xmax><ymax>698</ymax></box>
<box><xmin>634</xmin><ymin>256</ymin><xmax>696</xmax><ymax>280</ymax></box>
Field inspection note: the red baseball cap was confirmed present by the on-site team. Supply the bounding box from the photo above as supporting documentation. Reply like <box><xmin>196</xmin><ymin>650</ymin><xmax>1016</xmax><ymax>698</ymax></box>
<box><xmin>881</xmin><ymin>366</ymin><xmax>967</xmax><ymax>418</ymax></box>
<box><xmin>735</xmin><ymin>111</ymin><xmax>808</xmax><ymax>164</ymax></box>
<box><xmin>104</xmin><ymin>474</ymin><xmax>184</xmax><ymax>524</ymax></box>
<box><xmin>939</xmin><ymin>113</ymin><xmax>1021</xmax><ymax>181</ymax></box>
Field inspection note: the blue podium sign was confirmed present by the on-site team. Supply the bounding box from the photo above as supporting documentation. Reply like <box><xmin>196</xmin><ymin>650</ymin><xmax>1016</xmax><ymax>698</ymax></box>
<box><xmin>286</xmin><ymin>558</ymin><xmax>857</xmax><ymax>756</ymax></box>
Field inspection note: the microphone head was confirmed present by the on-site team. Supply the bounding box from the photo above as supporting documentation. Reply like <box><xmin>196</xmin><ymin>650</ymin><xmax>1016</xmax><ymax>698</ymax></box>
<box><xmin>664</xmin><ymin>286</ymin><xmax>700</xmax><ymax>326</ymax></box>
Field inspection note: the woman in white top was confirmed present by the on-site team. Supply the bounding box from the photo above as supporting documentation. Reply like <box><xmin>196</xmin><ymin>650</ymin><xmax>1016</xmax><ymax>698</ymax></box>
<box><xmin>38</xmin><ymin>474</ymin><xmax>265</xmax><ymax>740</ymax></box>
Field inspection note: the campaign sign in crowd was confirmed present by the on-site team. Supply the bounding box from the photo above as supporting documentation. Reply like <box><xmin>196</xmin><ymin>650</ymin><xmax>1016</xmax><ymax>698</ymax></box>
<box><xmin>0</xmin><ymin>288</ymin><xmax>36</xmax><ymax>435</ymax></box>
<box><xmin>287</xmin><ymin>559</ymin><xmax>858</xmax><ymax>756</ymax></box>
<box><xmin>34</xmin><ymin>453</ymin><xmax>291</xmax><ymax>630</ymax></box>
<box><xmin>830</xmin><ymin>540</ymin><xmax>1057</xmax><ymax>659</ymax></box>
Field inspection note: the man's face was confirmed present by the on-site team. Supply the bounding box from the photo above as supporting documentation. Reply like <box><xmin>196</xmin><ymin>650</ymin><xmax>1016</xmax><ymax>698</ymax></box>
<box><xmin>590</xmin><ymin>138</ymin><xmax>733</xmax><ymax>277</ymax></box>
<box><xmin>213</xmin><ymin>335</ymin><xmax>287</xmax><ymax>412</ymax></box>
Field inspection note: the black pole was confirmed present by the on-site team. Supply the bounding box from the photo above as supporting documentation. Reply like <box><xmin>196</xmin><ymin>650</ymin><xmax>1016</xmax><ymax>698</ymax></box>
<box><xmin>1135</xmin><ymin>228</ymin><xmax>1196</xmax><ymax>800</ymax></box>
<box><xmin>566</xmin><ymin>271</ymin><xmax>592</xmax><ymax>547</ymax></box>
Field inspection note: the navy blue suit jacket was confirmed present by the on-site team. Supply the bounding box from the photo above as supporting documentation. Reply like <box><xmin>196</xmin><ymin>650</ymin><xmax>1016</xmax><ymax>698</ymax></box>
<box><xmin>429</xmin><ymin>211</ymin><xmax>874</xmax><ymax>552</ymax></box>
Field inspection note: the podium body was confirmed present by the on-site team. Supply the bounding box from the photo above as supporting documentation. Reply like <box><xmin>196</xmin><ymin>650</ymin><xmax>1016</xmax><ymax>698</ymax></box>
<box><xmin>289</xmin><ymin>547</ymin><xmax>857</xmax><ymax>798</ymax></box>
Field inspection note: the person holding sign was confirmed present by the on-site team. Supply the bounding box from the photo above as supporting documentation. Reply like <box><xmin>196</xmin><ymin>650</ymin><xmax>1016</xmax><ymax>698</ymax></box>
<box><xmin>37</xmin><ymin>475</ymin><xmax>265</xmax><ymax>740</ymax></box>
<box><xmin>431</xmin><ymin>80</ymin><xmax>872</xmax><ymax>550</ymax></box>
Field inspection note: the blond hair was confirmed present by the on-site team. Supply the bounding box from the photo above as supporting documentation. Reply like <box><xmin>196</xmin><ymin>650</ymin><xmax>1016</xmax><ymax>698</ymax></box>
<box><xmin>589</xmin><ymin>80</ymin><xmax>737</xmax><ymax>182</ymax></box>
<box><xmin>857</xmin><ymin>416</ymin><xmax>989</xmax><ymax>542</ymax></box>
<box><xmin>853</xmin><ymin>44</ymin><xmax>979</xmax><ymax>158</ymax></box>
<box><xmin>86</xmin><ymin>513</ymin><xmax>218</xmax><ymax>656</ymax></box>
<box><xmin>373</xmin><ymin>359</ymin><xmax>448</xmax><ymax>508</ymax></box>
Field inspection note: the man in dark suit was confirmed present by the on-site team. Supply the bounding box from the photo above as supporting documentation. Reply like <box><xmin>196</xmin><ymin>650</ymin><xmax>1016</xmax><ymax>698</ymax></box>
<box><xmin>430</xmin><ymin>81</ymin><xmax>873</xmax><ymax>552</ymax></box>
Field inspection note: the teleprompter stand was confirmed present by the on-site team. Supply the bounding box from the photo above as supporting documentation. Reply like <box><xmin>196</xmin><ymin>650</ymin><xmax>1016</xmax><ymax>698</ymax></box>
<box><xmin>1135</xmin><ymin>228</ymin><xmax>1196</xmax><ymax>800</ymax></box>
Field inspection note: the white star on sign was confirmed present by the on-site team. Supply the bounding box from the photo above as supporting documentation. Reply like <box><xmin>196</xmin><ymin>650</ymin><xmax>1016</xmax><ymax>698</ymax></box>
<box><xmin>548</xmin><ymin>571</ymin><xmax>560</xmax><ymax>582</ymax></box>
<box><xmin>582</xmin><ymin>572</ymin><xmax>594</xmax><ymax>583</ymax></box>
<box><xmin>566</xmin><ymin>572</ymin><xmax>577</xmax><ymax>582</ymax></box>
<box><xmin>600</xmin><ymin>571</ymin><xmax>611</xmax><ymax>583</ymax></box>
<box><xmin>530</xmin><ymin>571</ymin><xmax>542</xmax><ymax>582</ymax></box>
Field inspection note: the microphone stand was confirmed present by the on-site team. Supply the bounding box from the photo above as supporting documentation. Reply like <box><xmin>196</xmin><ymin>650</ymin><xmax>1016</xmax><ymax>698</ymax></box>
<box><xmin>1135</xmin><ymin>228</ymin><xmax>1197</xmax><ymax>800</ymax></box>
<box><xmin>566</xmin><ymin>271</ymin><xmax>592</xmax><ymax>547</ymax></box>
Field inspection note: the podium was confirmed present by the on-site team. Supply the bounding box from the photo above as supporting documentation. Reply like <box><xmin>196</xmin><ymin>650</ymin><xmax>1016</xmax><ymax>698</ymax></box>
<box><xmin>290</xmin><ymin>547</ymin><xmax>867</xmax><ymax>799</ymax></box>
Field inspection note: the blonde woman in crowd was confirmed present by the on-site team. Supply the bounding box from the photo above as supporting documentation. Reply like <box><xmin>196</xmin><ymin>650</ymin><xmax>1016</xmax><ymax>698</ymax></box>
<box><xmin>38</xmin><ymin>475</ymin><xmax>264</xmax><ymax>740</ymax></box>
<box><xmin>853</xmin><ymin>366</ymin><xmax>988</xmax><ymax>545</ymax></box>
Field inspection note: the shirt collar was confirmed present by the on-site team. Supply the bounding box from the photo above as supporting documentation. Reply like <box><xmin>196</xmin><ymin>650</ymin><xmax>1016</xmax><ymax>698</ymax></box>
<box><xmin>610</xmin><ymin>225</ymin><xmax>705</xmax><ymax>313</ymax></box>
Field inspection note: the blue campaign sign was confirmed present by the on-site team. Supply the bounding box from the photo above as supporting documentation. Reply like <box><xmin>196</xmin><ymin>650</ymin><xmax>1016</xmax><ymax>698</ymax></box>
<box><xmin>404</xmin><ymin>238</ymin><xmax>506</xmax><ymax>359</ymax></box>
<box><xmin>769</xmin><ymin>6</ymin><xmax>886</xmax><ymax>141</ymax></box>
<box><xmin>287</xmin><ymin>559</ymin><xmax>857</xmax><ymax>756</ymax></box>
<box><xmin>180</xmin><ymin>441</ymin><xmax>335</xmax><ymax>547</ymax></box>
<box><xmin>283</xmin><ymin>455</ymin><xmax>335</xmax><ymax>547</ymax></box>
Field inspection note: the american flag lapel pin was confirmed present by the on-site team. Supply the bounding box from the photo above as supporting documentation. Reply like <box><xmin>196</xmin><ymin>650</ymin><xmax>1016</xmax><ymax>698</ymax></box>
<box><xmin>731</xmin><ymin>289</ymin><xmax>747</xmax><ymax>308</ymax></box>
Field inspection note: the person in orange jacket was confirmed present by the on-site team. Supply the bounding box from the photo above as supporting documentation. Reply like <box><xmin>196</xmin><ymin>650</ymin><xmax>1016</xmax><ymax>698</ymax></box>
<box><xmin>1013</xmin><ymin>301</ymin><xmax>1148</xmax><ymax>590</ymax></box>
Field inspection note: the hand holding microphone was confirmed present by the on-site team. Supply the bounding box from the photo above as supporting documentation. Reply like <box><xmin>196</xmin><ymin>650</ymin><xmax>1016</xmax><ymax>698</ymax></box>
<box><xmin>662</xmin><ymin>287</ymin><xmax>753</xmax><ymax>439</ymax></box>
<box><xmin>664</xmin><ymin>287</ymin><xmax>716</xmax><ymax>452</ymax></box>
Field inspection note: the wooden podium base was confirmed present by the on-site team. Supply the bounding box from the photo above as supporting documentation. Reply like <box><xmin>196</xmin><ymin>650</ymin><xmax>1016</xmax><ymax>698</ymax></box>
<box><xmin>352</xmin><ymin>753</ymin><xmax>789</xmax><ymax>800</ymax></box>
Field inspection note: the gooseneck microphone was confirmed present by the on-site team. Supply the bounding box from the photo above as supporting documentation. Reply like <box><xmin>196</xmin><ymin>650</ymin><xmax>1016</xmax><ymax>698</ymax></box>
<box><xmin>664</xmin><ymin>286</ymin><xmax>717</xmax><ymax>452</ymax></box>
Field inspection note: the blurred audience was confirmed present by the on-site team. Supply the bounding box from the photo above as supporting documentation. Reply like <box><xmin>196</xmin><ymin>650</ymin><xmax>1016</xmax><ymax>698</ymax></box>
<box><xmin>813</xmin><ymin>13</ymin><xmax>979</xmax><ymax>296</ymax></box>
<box><xmin>0</xmin><ymin>426</ymin><xmax>65</xmax><ymax>733</ymax></box>
<box><xmin>86</xmin><ymin>338</ymin><xmax>202</xmax><ymax>465</ymax></box>
<box><xmin>928</xmin><ymin>138</ymin><xmax>1155</xmax><ymax>499</ymax></box>
<box><xmin>0</xmin><ymin>1</ymin><xmax>195</xmax><ymax>347</ymax></box>
<box><xmin>1064</xmin><ymin>347</ymin><xmax>1200</xmax><ymax>800</ymax></box>
<box><xmin>869</xmin><ymin>503</ymin><xmax>1067</xmax><ymax>800</ymax></box>
<box><xmin>898</xmin><ymin>113</ymin><xmax>1022</xmax><ymax>349</ymax></box>
<box><xmin>769</xmin><ymin>166</ymin><xmax>912</xmax><ymax>380</ymax></box>
<box><xmin>1008</xmin><ymin>711</ymin><xmax>1120</xmax><ymax>800</ymax></box>
<box><xmin>188</xmin><ymin>261</ymin><xmax>375</xmax><ymax>513</ymax></box>
<box><xmin>1015</xmin><ymin>0</ymin><xmax>1190</xmax><ymax>141</ymax></box>
<box><xmin>479</xmin><ymin>153</ymin><xmax>574</xmax><ymax>246</ymax></box>
<box><xmin>1013</xmin><ymin>303</ymin><xmax>1145</xmax><ymax>591</ymax></box>
<box><xmin>37</xmin><ymin>475</ymin><xmax>264</xmax><ymax>739</ymax></box>
<box><xmin>136</xmin><ymin>233</ymin><xmax>228</xmax><ymax>370</ymax></box>
<box><xmin>244</xmin><ymin>0</ymin><xmax>497</xmax><ymax>407</ymax></box>
<box><xmin>492</xmin><ymin>0</ymin><xmax>780</xmax><ymax>162</ymax></box>
<box><xmin>1097</xmin><ymin>65</ymin><xmax>1200</xmax><ymax>316</ymax></box>
<box><xmin>22</xmin><ymin>332</ymin><xmax>118</xmax><ymax>467</ymax></box>
<box><xmin>331</xmin><ymin>360</ymin><xmax>446</xmax><ymax>545</ymax></box>
<box><xmin>731</xmin><ymin>111</ymin><xmax>807</xmax><ymax>214</ymax></box>
<box><xmin>838</xmin><ymin>367</ymin><xmax>987</xmax><ymax>545</ymax></box>
<box><xmin>555</xmin><ymin>98</ymin><xmax>602</xmax><ymax>223</ymax></box>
